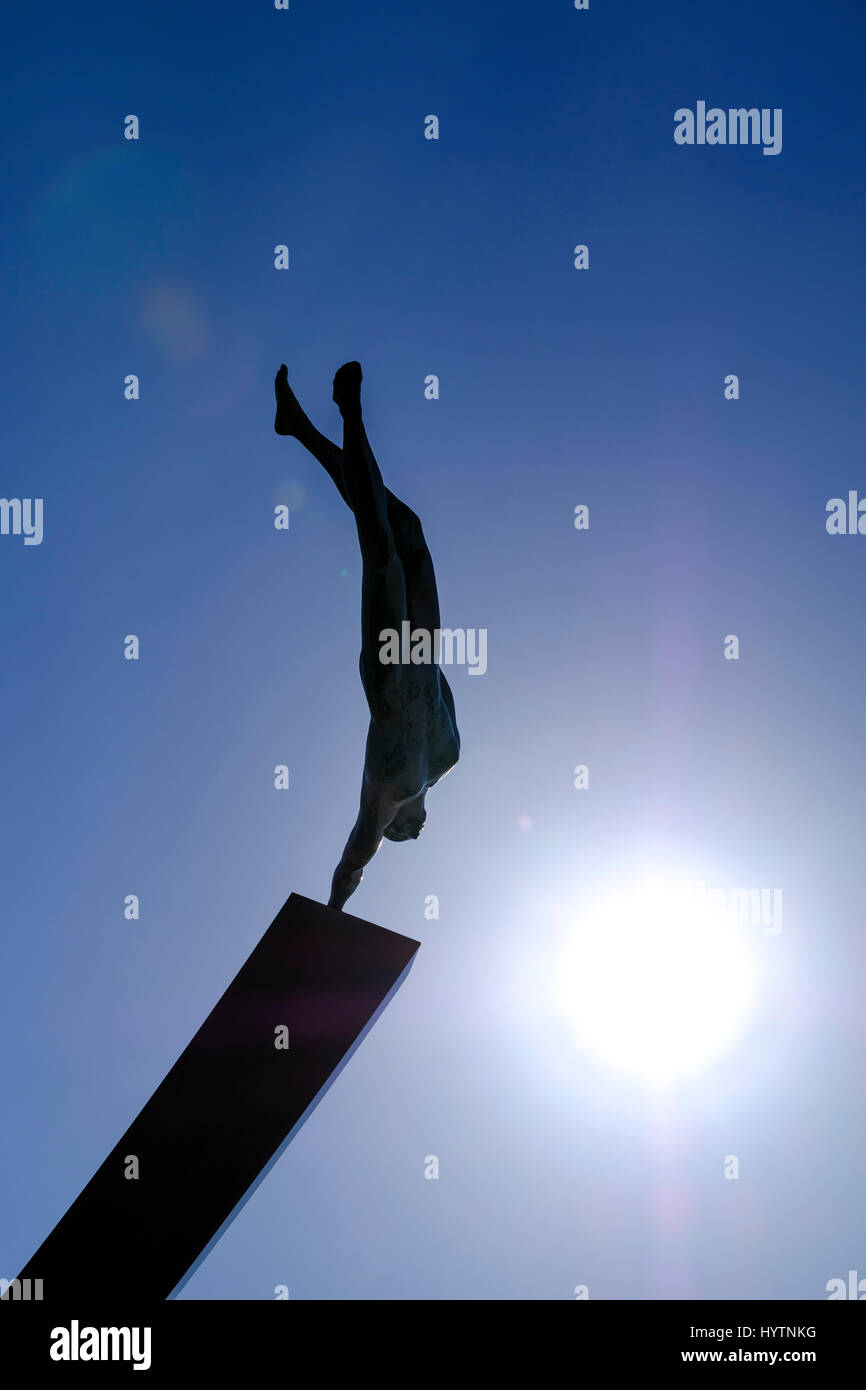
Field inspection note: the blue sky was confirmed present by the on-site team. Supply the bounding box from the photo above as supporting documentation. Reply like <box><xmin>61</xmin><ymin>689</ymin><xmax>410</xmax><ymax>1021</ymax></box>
<box><xmin>2</xmin><ymin>0</ymin><xmax>865</xmax><ymax>1298</ymax></box>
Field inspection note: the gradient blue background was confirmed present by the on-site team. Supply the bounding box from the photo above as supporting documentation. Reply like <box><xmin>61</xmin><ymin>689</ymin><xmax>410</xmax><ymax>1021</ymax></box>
<box><xmin>2</xmin><ymin>0</ymin><xmax>865</xmax><ymax>1299</ymax></box>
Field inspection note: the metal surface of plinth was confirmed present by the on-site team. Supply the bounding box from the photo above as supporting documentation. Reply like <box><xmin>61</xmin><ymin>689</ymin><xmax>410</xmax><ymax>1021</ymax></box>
<box><xmin>12</xmin><ymin>893</ymin><xmax>419</xmax><ymax>1301</ymax></box>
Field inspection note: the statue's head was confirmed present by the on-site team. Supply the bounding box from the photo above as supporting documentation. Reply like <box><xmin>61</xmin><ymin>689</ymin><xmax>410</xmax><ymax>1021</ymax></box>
<box><xmin>383</xmin><ymin>795</ymin><xmax>427</xmax><ymax>841</ymax></box>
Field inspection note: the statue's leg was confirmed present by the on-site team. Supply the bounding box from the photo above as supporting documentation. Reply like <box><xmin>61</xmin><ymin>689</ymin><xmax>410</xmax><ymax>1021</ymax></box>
<box><xmin>277</xmin><ymin>361</ymin><xmax>440</xmax><ymax>664</ymax></box>
<box><xmin>276</xmin><ymin>367</ymin><xmax>438</xmax><ymax>629</ymax></box>
<box><xmin>383</xmin><ymin>496</ymin><xmax>441</xmax><ymax>636</ymax></box>
<box><xmin>332</xmin><ymin>364</ymin><xmax>408</xmax><ymax>691</ymax></box>
<box><xmin>275</xmin><ymin>364</ymin><xmax>351</xmax><ymax>505</ymax></box>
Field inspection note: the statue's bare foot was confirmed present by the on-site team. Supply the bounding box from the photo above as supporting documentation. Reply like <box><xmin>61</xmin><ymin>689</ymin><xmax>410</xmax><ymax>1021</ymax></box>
<box><xmin>274</xmin><ymin>364</ymin><xmax>305</xmax><ymax>436</ymax></box>
<box><xmin>332</xmin><ymin>361</ymin><xmax>362</xmax><ymax>418</ymax></box>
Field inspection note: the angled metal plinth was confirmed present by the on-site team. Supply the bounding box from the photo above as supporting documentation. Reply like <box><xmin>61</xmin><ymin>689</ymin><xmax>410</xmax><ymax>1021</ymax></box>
<box><xmin>12</xmin><ymin>893</ymin><xmax>419</xmax><ymax>1300</ymax></box>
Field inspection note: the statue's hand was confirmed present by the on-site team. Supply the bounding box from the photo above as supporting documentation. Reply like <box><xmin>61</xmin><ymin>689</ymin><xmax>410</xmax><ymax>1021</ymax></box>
<box><xmin>328</xmin><ymin>795</ymin><xmax>388</xmax><ymax>909</ymax></box>
<box><xmin>328</xmin><ymin>865</ymin><xmax>363</xmax><ymax>912</ymax></box>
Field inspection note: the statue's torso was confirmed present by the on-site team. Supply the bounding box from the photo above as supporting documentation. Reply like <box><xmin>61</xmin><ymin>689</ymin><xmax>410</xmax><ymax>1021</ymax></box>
<box><xmin>361</xmin><ymin>661</ymin><xmax>459</xmax><ymax>802</ymax></box>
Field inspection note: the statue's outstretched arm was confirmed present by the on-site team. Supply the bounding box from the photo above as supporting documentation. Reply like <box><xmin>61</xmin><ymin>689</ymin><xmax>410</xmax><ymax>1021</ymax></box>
<box><xmin>328</xmin><ymin>793</ymin><xmax>391</xmax><ymax>910</ymax></box>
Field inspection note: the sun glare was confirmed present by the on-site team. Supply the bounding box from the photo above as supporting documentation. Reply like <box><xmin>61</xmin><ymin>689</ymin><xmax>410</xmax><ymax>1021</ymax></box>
<box><xmin>554</xmin><ymin>873</ymin><xmax>757</xmax><ymax>1084</ymax></box>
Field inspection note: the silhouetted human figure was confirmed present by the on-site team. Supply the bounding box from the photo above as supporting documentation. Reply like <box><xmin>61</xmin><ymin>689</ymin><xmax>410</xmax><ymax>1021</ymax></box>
<box><xmin>275</xmin><ymin>362</ymin><xmax>460</xmax><ymax>909</ymax></box>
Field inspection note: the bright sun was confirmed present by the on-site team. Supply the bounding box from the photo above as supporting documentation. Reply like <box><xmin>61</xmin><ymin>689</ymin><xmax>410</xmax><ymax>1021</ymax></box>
<box><xmin>554</xmin><ymin>873</ymin><xmax>757</xmax><ymax>1084</ymax></box>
